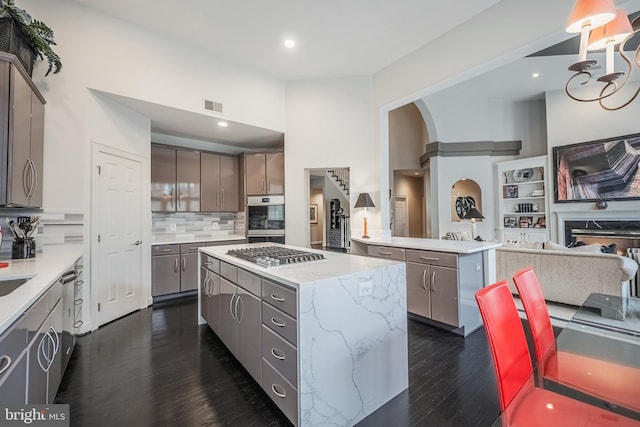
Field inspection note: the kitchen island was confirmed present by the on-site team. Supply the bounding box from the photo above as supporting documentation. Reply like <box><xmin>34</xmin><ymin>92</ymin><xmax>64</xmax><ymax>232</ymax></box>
<box><xmin>198</xmin><ymin>243</ymin><xmax>407</xmax><ymax>427</ymax></box>
<box><xmin>351</xmin><ymin>237</ymin><xmax>501</xmax><ymax>336</ymax></box>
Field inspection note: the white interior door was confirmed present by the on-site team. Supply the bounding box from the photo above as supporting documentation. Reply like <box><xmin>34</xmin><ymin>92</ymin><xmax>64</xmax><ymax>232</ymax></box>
<box><xmin>93</xmin><ymin>147</ymin><xmax>143</xmax><ymax>327</ymax></box>
<box><xmin>394</xmin><ymin>196</ymin><xmax>409</xmax><ymax>237</ymax></box>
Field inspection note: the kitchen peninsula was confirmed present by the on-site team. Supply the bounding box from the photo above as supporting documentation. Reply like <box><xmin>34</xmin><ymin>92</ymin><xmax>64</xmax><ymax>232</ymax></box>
<box><xmin>198</xmin><ymin>243</ymin><xmax>407</xmax><ymax>427</ymax></box>
<box><xmin>351</xmin><ymin>237</ymin><xmax>501</xmax><ymax>336</ymax></box>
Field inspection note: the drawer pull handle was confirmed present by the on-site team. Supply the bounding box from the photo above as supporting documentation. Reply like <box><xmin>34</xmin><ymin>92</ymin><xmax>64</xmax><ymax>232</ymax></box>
<box><xmin>0</xmin><ymin>355</ymin><xmax>11</xmax><ymax>375</ymax></box>
<box><xmin>271</xmin><ymin>384</ymin><xmax>286</xmax><ymax>398</ymax></box>
<box><xmin>270</xmin><ymin>293</ymin><xmax>285</xmax><ymax>302</ymax></box>
<box><xmin>419</xmin><ymin>256</ymin><xmax>439</xmax><ymax>261</ymax></box>
<box><xmin>75</xmin><ymin>280</ymin><xmax>84</xmax><ymax>287</ymax></box>
<box><xmin>271</xmin><ymin>317</ymin><xmax>286</xmax><ymax>328</ymax></box>
<box><xmin>271</xmin><ymin>348</ymin><xmax>285</xmax><ymax>360</ymax></box>
<box><xmin>74</xmin><ymin>299</ymin><xmax>83</xmax><ymax>305</ymax></box>
<box><xmin>161</xmin><ymin>249</ymin><xmax>172</xmax><ymax>252</ymax></box>
<box><xmin>378</xmin><ymin>251</ymin><xmax>393</xmax><ymax>255</ymax></box>
<box><xmin>74</xmin><ymin>320</ymin><xmax>84</xmax><ymax>329</ymax></box>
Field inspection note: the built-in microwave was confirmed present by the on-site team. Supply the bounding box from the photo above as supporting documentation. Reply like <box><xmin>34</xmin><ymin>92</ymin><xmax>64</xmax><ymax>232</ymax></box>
<box><xmin>246</xmin><ymin>195</ymin><xmax>285</xmax><ymax>241</ymax></box>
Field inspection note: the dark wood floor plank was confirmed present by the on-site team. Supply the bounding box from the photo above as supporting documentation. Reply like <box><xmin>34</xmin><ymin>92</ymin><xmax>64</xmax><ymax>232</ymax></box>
<box><xmin>56</xmin><ymin>295</ymin><xmax>502</xmax><ymax>426</ymax></box>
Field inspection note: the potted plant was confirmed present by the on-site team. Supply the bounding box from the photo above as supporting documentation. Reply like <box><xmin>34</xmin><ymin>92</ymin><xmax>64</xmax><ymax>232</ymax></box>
<box><xmin>0</xmin><ymin>0</ymin><xmax>60</xmax><ymax>76</ymax></box>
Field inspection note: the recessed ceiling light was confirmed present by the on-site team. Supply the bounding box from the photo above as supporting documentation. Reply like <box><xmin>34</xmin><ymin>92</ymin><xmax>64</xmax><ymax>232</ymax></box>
<box><xmin>218</xmin><ymin>121</ymin><xmax>228</xmax><ymax>127</ymax></box>
<box><xmin>284</xmin><ymin>39</ymin><xmax>296</xmax><ymax>49</ymax></box>
<box><xmin>532</xmin><ymin>72</ymin><xmax>541</xmax><ymax>78</ymax></box>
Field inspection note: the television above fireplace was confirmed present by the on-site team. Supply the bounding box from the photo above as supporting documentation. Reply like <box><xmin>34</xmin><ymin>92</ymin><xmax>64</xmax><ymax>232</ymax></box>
<box><xmin>553</xmin><ymin>133</ymin><xmax>640</xmax><ymax>203</ymax></box>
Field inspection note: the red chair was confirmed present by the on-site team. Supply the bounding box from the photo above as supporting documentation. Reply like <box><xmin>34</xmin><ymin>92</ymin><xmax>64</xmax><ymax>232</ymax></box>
<box><xmin>513</xmin><ymin>266</ymin><xmax>640</xmax><ymax>413</ymax></box>
<box><xmin>476</xmin><ymin>281</ymin><xmax>639</xmax><ymax>426</ymax></box>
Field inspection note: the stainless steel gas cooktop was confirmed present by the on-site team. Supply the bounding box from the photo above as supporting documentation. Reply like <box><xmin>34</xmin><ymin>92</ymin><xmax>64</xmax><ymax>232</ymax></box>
<box><xmin>226</xmin><ymin>246</ymin><xmax>325</xmax><ymax>267</ymax></box>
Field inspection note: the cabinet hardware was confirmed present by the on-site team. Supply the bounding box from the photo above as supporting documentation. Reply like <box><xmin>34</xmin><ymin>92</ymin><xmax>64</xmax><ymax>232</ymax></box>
<box><xmin>132</xmin><ymin>240</ymin><xmax>142</xmax><ymax>246</ymax></box>
<box><xmin>182</xmin><ymin>258</ymin><xmax>186</xmax><ymax>272</ymax></box>
<box><xmin>161</xmin><ymin>249</ymin><xmax>172</xmax><ymax>252</ymax></box>
<box><xmin>271</xmin><ymin>384</ymin><xmax>286</xmax><ymax>398</ymax></box>
<box><xmin>378</xmin><ymin>251</ymin><xmax>393</xmax><ymax>256</ymax></box>
<box><xmin>0</xmin><ymin>355</ymin><xmax>11</xmax><ymax>375</ymax></box>
<box><xmin>73</xmin><ymin>320</ymin><xmax>84</xmax><ymax>329</ymax></box>
<box><xmin>271</xmin><ymin>317</ymin><xmax>286</xmax><ymax>328</ymax></box>
<box><xmin>419</xmin><ymin>256</ymin><xmax>439</xmax><ymax>261</ymax></box>
<box><xmin>430</xmin><ymin>271</ymin><xmax>436</xmax><ymax>292</ymax></box>
<box><xmin>234</xmin><ymin>295</ymin><xmax>242</xmax><ymax>323</ymax></box>
<box><xmin>271</xmin><ymin>348</ymin><xmax>285</xmax><ymax>360</ymax></box>
<box><xmin>174</xmin><ymin>259</ymin><xmax>178</xmax><ymax>273</ymax></box>
<box><xmin>229</xmin><ymin>294</ymin><xmax>237</xmax><ymax>320</ymax></box>
<box><xmin>270</xmin><ymin>293</ymin><xmax>285</xmax><ymax>302</ymax></box>
<box><xmin>422</xmin><ymin>270</ymin><xmax>427</xmax><ymax>290</ymax></box>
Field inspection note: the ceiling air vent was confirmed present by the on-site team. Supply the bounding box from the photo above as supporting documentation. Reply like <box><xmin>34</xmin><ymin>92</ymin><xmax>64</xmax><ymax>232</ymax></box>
<box><xmin>204</xmin><ymin>99</ymin><xmax>223</xmax><ymax>113</ymax></box>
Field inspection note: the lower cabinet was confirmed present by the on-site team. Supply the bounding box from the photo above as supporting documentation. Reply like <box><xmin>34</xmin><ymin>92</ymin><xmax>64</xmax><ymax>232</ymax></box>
<box><xmin>0</xmin><ymin>267</ymin><xmax>73</xmax><ymax>405</ymax></box>
<box><xmin>501</xmin><ymin>228</ymin><xmax>549</xmax><ymax>243</ymax></box>
<box><xmin>199</xmin><ymin>256</ymin><xmax>298</xmax><ymax>425</ymax></box>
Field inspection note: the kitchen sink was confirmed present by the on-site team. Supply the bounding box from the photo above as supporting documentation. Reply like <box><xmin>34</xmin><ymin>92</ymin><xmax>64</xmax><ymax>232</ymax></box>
<box><xmin>0</xmin><ymin>278</ymin><xmax>30</xmax><ymax>297</ymax></box>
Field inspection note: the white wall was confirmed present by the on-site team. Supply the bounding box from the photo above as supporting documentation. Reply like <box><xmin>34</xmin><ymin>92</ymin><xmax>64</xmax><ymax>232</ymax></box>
<box><xmin>285</xmin><ymin>76</ymin><xmax>374</xmax><ymax>246</ymax></box>
<box><xmin>545</xmin><ymin>86</ymin><xmax>640</xmax><ymax>241</ymax></box>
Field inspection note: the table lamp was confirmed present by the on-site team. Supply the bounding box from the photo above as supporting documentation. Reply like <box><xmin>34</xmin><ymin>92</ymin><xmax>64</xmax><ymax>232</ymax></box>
<box><xmin>463</xmin><ymin>207</ymin><xmax>484</xmax><ymax>240</ymax></box>
<box><xmin>354</xmin><ymin>193</ymin><xmax>375</xmax><ymax>239</ymax></box>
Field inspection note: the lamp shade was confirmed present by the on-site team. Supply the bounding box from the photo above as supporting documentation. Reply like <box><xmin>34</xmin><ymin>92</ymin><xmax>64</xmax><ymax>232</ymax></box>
<box><xmin>566</xmin><ymin>0</ymin><xmax>616</xmax><ymax>33</ymax></box>
<box><xmin>462</xmin><ymin>207</ymin><xmax>484</xmax><ymax>221</ymax></box>
<box><xmin>588</xmin><ymin>9</ymin><xmax>633</xmax><ymax>50</ymax></box>
<box><xmin>354</xmin><ymin>193</ymin><xmax>375</xmax><ymax>208</ymax></box>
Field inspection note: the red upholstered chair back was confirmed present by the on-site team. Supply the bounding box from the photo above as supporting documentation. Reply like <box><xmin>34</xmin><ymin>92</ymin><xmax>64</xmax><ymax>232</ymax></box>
<box><xmin>512</xmin><ymin>266</ymin><xmax>555</xmax><ymax>362</ymax></box>
<box><xmin>475</xmin><ymin>281</ymin><xmax>534</xmax><ymax>411</ymax></box>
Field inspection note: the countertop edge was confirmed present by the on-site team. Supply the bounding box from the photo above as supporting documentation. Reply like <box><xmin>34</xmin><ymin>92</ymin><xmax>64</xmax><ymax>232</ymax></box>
<box><xmin>151</xmin><ymin>235</ymin><xmax>246</xmax><ymax>246</ymax></box>
<box><xmin>0</xmin><ymin>248</ymin><xmax>83</xmax><ymax>336</ymax></box>
<box><xmin>351</xmin><ymin>237</ymin><xmax>501</xmax><ymax>254</ymax></box>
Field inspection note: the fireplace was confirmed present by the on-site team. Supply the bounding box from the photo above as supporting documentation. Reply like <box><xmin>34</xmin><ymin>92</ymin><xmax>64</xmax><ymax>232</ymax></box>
<box><xmin>564</xmin><ymin>220</ymin><xmax>640</xmax><ymax>256</ymax></box>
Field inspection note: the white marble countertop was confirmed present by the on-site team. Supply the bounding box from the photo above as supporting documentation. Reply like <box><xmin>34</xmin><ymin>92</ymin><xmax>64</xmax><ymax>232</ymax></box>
<box><xmin>200</xmin><ymin>243</ymin><xmax>403</xmax><ymax>289</ymax></box>
<box><xmin>151</xmin><ymin>234</ymin><xmax>246</xmax><ymax>246</ymax></box>
<box><xmin>351</xmin><ymin>236</ymin><xmax>501</xmax><ymax>254</ymax></box>
<box><xmin>0</xmin><ymin>246</ymin><xmax>83</xmax><ymax>335</ymax></box>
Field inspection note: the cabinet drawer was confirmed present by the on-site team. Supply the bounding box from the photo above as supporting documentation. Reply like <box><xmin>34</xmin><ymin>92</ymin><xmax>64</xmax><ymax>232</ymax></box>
<box><xmin>405</xmin><ymin>249</ymin><xmax>457</xmax><ymax>268</ymax></box>
<box><xmin>237</xmin><ymin>269</ymin><xmax>261</xmax><ymax>296</ymax></box>
<box><xmin>220</xmin><ymin>261</ymin><xmax>237</xmax><ymax>283</ymax></box>
<box><xmin>152</xmin><ymin>244</ymin><xmax>180</xmax><ymax>256</ymax></box>
<box><xmin>0</xmin><ymin>314</ymin><xmax>27</xmax><ymax>384</ymax></box>
<box><xmin>367</xmin><ymin>245</ymin><xmax>405</xmax><ymax>261</ymax></box>
<box><xmin>180</xmin><ymin>243</ymin><xmax>202</xmax><ymax>254</ymax></box>
<box><xmin>262</xmin><ymin>280</ymin><xmax>296</xmax><ymax>318</ymax></box>
<box><xmin>201</xmin><ymin>254</ymin><xmax>219</xmax><ymax>274</ymax></box>
<box><xmin>262</xmin><ymin>359</ymin><xmax>297</xmax><ymax>426</ymax></box>
<box><xmin>262</xmin><ymin>325</ymin><xmax>297</xmax><ymax>386</ymax></box>
<box><xmin>262</xmin><ymin>303</ymin><xmax>297</xmax><ymax>346</ymax></box>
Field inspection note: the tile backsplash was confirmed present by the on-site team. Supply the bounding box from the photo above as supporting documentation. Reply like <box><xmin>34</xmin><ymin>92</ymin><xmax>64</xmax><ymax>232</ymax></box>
<box><xmin>0</xmin><ymin>210</ymin><xmax>84</xmax><ymax>258</ymax></box>
<box><xmin>152</xmin><ymin>211</ymin><xmax>245</xmax><ymax>241</ymax></box>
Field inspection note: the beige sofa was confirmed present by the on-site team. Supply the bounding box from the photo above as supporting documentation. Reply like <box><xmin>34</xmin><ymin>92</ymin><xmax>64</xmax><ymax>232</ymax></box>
<box><xmin>496</xmin><ymin>246</ymin><xmax>638</xmax><ymax>306</ymax></box>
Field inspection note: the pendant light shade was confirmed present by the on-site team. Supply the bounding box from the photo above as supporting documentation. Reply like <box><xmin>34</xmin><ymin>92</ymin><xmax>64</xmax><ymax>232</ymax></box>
<box><xmin>587</xmin><ymin>9</ymin><xmax>633</xmax><ymax>50</ymax></box>
<box><xmin>566</xmin><ymin>0</ymin><xmax>616</xmax><ymax>33</ymax></box>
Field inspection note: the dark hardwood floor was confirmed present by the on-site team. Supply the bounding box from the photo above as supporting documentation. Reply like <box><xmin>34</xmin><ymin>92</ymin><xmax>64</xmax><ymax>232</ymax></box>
<box><xmin>55</xmin><ymin>296</ymin><xmax>503</xmax><ymax>427</ymax></box>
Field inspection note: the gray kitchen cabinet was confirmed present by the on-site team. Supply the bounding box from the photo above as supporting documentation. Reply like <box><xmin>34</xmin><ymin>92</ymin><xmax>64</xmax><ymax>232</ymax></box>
<box><xmin>200</xmin><ymin>265</ymin><xmax>220</xmax><ymax>333</ymax></box>
<box><xmin>152</xmin><ymin>244</ymin><xmax>202</xmax><ymax>296</ymax></box>
<box><xmin>26</xmin><ymin>284</ymin><xmax>62</xmax><ymax>404</ymax></box>
<box><xmin>150</xmin><ymin>146</ymin><xmax>176</xmax><ymax>212</ymax></box>
<box><xmin>151</xmin><ymin>146</ymin><xmax>201</xmax><ymax>212</ymax></box>
<box><xmin>152</xmin><ymin>245</ymin><xmax>180</xmax><ymax>296</ymax></box>
<box><xmin>0</xmin><ymin>55</ymin><xmax>45</xmax><ymax>207</ymax></box>
<box><xmin>201</xmin><ymin>152</ymin><xmax>240</xmax><ymax>212</ymax></box>
<box><xmin>245</xmin><ymin>152</ymin><xmax>284</xmax><ymax>195</ymax></box>
<box><xmin>218</xmin><ymin>276</ymin><xmax>237</xmax><ymax>351</ymax></box>
<box><xmin>406</xmin><ymin>262</ymin><xmax>431</xmax><ymax>319</ymax></box>
<box><xmin>429</xmin><ymin>265</ymin><xmax>459</xmax><ymax>326</ymax></box>
<box><xmin>176</xmin><ymin>149</ymin><xmax>201</xmax><ymax>212</ymax></box>
<box><xmin>0</xmin><ymin>354</ymin><xmax>26</xmax><ymax>404</ymax></box>
<box><xmin>207</xmin><ymin>263</ymin><xmax>262</xmax><ymax>382</ymax></box>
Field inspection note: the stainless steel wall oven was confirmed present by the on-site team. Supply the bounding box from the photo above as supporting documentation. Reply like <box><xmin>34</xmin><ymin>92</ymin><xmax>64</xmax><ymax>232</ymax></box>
<box><xmin>246</xmin><ymin>195</ymin><xmax>285</xmax><ymax>243</ymax></box>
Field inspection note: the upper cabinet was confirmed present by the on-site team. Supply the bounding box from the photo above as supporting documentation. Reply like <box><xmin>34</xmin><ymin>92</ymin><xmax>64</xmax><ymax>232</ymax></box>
<box><xmin>151</xmin><ymin>145</ymin><xmax>242</xmax><ymax>213</ymax></box>
<box><xmin>151</xmin><ymin>146</ymin><xmax>200</xmax><ymax>212</ymax></box>
<box><xmin>245</xmin><ymin>152</ymin><xmax>284</xmax><ymax>196</ymax></box>
<box><xmin>496</xmin><ymin>155</ymin><xmax>549</xmax><ymax>243</ymax></box>
<box><xmin>201</xmin><ymin>152</ymin><xmax>240</xmax><ymax>212</ymax></box>
<box><xmin>0</xmin><ymin>56</ymin><xmax>45</xmax><ymax>208</ymax></box>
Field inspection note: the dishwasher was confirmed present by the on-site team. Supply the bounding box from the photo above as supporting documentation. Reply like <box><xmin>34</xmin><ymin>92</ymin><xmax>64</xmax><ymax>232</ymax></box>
<box><xmin>60</xmin><ymin>258</ymin><xmax>83</xmax><ymax>374</ymax></box>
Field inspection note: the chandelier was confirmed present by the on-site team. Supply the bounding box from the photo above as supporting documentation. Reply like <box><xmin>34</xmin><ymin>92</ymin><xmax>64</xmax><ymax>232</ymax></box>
<box><xmin>565</xmin><ymin>0</ymin><xmax>640</xmax><ymax>111</ymax></box>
